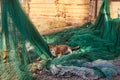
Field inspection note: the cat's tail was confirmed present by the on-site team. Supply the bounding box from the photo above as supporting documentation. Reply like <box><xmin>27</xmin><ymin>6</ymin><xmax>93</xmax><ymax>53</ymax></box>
<box><xmin>72</xmin><ymin>46</ymin><xmax>80</xmax><ymax>51</ymax></box>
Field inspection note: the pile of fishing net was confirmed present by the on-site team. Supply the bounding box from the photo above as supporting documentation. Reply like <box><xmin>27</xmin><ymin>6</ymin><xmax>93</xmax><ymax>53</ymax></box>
<box><xmin>0</xmin><ymin>0</ymin><xmax>120</xmax><ymax>80</ymax></box>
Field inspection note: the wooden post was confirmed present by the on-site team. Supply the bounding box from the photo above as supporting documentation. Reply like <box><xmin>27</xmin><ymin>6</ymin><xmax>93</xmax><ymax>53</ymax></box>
<box><xmin>24</xmin><ymin>0</ymin><xmax>30</xmax><ymax>16</ymax></box>
<box><xmin>94</xmin><ymin>0</ymin><xmax>98</xmax><ymax>18</ymax></box>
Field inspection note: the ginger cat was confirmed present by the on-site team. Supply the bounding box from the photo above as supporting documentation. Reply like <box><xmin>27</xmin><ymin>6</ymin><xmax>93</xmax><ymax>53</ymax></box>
<box><xmin>48</xmin><ymin>44</ymin><xmax>80</xmax><ymax>57</ymax></box>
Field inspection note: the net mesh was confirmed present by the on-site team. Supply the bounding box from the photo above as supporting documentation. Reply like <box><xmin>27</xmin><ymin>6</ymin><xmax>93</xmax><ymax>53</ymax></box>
<box><xmin>43</xmin><ymin>0</ymin><xmax>120</xmax><ymax>77</ymax></box>
<box><xmin>0</xmin><ymin>0</ymin><xmax>51</xmax><ymax>80</ymax></box>
<box><xmin>0</xmin><ymin>0</ymin><xmax>120</xmax><ymax>80</ymax></box>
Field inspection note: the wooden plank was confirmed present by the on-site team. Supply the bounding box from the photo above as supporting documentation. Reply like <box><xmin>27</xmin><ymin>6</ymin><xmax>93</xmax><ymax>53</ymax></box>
<box><xmin>59</xmin><ymin>0</ymin><xmax>90</xmax><ymax>4</ymax></box>
<box><xmin>29</xmin><ymin>15</ymin><xmax>88</xmax><ymax>19</ymax></box>
<box><xmin>29</xmin><ymin>17</ymin><xmax>89</xmax><ymax>26</ymax></box>
<box><xmin>30</xmin><ymin>7</ymin><xmax>90</xmax><ymax>13</ymax></box>
<box><xmin>30</xmin><ymin>0</ymin><xmax>55</xmax><ymax>3</ymax></box>
<box><xmin>30</xmin><ymin>0</ymin><xmax>90</xmax><ymax>4</ymax></box>
<box><xmin>65</xmin><ymin>8</ymin><xmax>89</xmax><ymax>13</ymax></box>
<box><xmin>110</xmin><ymin>2</ymin><xmax>120</xmax><ymax>18</ymax></box>
<box><xmin>59</xmin><ymin>5</ymin><xmax>90</xmax><ymax>9</ymax></box>
<box><xmin>30</xmin><ymin>4</ymin><xmax>56</xmax><ymax>8</ymax></box>
<box><xmin>29</xmin><ymin>12</ymin><xmax>88</xmax><ymax>17</ymax></box>
<box><xmin>30</xmin><ymin>8</ymin><xmax>90</xmax><ymax>12</ymax></box>
<box><xmin>32</xmin><ymin>19</ymin><xmax>88</xmax><ymax>25</ymax></box>
<box><xmin>30</xmin><ymin>6</ymin><xmax>90</xmax><ymax>12</ymax></box>
<box><xmin>29</xmin><ymin>9</ymin><xmax>89</xmax><ymax>14</ymax></box>
<box><xmin>30</xmin><ymin>9</ymin><xmax>57</xmax><ymax>13</ymax></box>
<box><xmin>65</xmin><ymin>12</ymin><xmax>89</xmax><ymax>16</ymax></box>
<box><xmin>23</xmin><ymin>0</ymin><xmax>91</xmax><ymax>25</ymax></box>
<box><xmin>29</xmin><ymin>13</ymin><xmax>56</xmax><ymax>16</ymax></box>
<box><xmin>29</xmin><ymin>3</ymin><xmax>90</xmax><ymax>9</ymax></box>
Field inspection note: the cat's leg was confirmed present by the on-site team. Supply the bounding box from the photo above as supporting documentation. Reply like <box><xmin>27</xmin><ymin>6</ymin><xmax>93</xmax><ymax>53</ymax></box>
<box><xmin>68</xmin><ymin>48</ymin><xmax>72</xmax><ymax>54</ymax></box>
<box><xmin>57</xmin><ymin>53</ymin><xmax>62</xmax><ymax>58</ymax></box>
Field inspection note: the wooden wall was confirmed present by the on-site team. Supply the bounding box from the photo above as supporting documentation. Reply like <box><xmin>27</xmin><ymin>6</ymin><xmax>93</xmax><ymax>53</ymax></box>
<box><xmin>14</xmin><ymin>0</ymin><xmax>120</xmax><ymax>28</ymax></box>
<box><xmin>94</xmin><ymin>0</ymin><xmax>120</xmax><ymax>19</ymax></box>
<box><xmin>21</xmin><ymin>0</ymin><xmax>91</xmax><ymax>26</ymax></box>
<box><xmin>96</xmin><ymin>0</ymin><xmax>120</xmax><ymax>19</ymax></box>
<box><xmin>110</xmin><ymin>0</ymin><xmax>120</xmax><ymax>18</ymax></box>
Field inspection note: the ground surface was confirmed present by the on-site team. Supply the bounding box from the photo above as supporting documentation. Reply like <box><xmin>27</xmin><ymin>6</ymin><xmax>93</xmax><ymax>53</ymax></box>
<box><xmin>31</xmin><ymin>56</ymin><xmax>120</xmax><ymax>80</ymax></box>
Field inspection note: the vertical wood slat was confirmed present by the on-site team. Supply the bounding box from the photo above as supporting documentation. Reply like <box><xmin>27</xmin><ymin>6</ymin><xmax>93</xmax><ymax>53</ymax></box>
<box><xmin>110</xmin><ymin>1</ymin><xmax>120</xmax><ymax>18</ymax></box>
<box><xmin>94</xmin><ymin>0</ymin><xmax>98</xmax><ymax>18</ymax></box>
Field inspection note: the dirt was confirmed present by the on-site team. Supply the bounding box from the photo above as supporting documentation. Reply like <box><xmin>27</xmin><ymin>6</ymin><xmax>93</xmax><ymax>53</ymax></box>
<box><xmin>30</xmin><ymin>56</ymin><xmax>120</xmax><ymax>80</ymax></box>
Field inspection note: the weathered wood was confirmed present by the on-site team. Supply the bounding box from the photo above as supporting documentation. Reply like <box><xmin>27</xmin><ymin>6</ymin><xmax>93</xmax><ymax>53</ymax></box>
<box><xmin>110</xmin><ymin>1</ymin><xmax>120</xmax><ymax>18</ymax></box>
<box><xmin>94</xmin><ymin>0</ymin><xmax>98</xmax><ymax>18</ymax></box>
<box><xmin>29</xmin><ymin>4</ymin><xmax>90</xmax><ymax>9</ymax></box>
<box><xmin>30</xmin><ymin>0</ymin><xmax>90</xmax><ymax>4</ymax></box>
<box><xmin>59</xmin><ymin>0</ymin><xmax>90</xmax><ymax>4</ymax></box>
<box><xmin>30</xmin><ymin>0</ymin><xmax>55</xmax><ymax>3</ymax></box>
<box><xmin>21</xmin><ymin>0</ymin><xmax>90</xmax><ymax>26</ymax></box>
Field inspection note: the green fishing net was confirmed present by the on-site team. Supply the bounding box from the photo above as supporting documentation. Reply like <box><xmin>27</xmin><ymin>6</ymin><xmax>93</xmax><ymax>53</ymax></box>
<box><xmin>0</xmin><ymin>0</ymin><xmax>120</xmax><ymax>80</ymax></box>
<box><xmin>43</xmin><ymin>0</ymin><xmax>120</xmax><ymax>77</ymax></box>
<box><xmin>0</xmin><ymin>0</ymin><xmax>51</xmax><ymax>80</ymax></box>
<box><xmin>44</xmin><ymin>0</ymin><xmax>120</xmax><ymax>63</ymax></box>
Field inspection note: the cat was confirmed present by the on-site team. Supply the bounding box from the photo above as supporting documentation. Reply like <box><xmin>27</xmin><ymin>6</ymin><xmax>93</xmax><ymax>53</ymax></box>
<box><xmin>48</xmin><ymin>44</ymin><xmax>80</xmax><ymax>57</ymax></box>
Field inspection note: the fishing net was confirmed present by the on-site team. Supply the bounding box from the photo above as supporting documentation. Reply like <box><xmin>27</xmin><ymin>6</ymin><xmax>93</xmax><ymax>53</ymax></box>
<box><xmin>0</xmin><ymin>0</ymin><xmax>51</xmax><ymax>80</ymax></box>
<box><xmin>43</xmin><ymin>0</ymin><xmax>120</xmax><ymax>78</ymax></box>
<box><xmin>0</xmin><ymin>0</ymin><xmax>120</xmax><ymax>80</ymax></box>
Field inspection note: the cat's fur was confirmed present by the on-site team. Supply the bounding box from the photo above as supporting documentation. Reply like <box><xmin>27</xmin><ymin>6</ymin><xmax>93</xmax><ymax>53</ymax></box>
<box><xmin>48</xmin><ymin>44</ymin><xmax>80</xmax><ymax>57</ymax></box>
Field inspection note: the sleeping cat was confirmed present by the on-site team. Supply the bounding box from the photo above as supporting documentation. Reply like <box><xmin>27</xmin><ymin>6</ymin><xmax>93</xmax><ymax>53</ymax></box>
<box><xmin>48</xmin><ymin>44</ymin><xmax>80</xmax><ymax>57</ymax></box>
